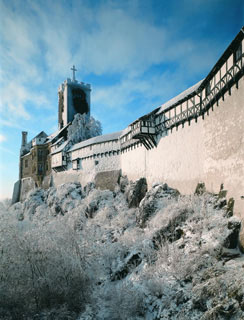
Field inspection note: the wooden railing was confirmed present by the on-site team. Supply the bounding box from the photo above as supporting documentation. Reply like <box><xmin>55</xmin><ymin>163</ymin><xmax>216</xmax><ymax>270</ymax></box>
<box><xmin>156</xmin><ymin>51</ymin><xmax>244</xmax><ymax>133</ymax></box>
<box><xmin>119</xmin><ymin>28</ymin><xmax>244</xmax><ymax>149</ymax></box>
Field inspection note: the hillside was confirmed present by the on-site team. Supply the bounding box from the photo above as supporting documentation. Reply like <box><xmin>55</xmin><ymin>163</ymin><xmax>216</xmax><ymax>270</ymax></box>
<box><xmin>0</xmin><ymin>178</ymin><xmax>244</xmax><ymax>320</ymax></box>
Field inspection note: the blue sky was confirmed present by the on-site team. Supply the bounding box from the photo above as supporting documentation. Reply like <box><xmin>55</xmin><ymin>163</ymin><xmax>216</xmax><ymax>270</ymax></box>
<box><xmin>0</xmin><ymin>0</ymin><xmax>243</xmax><ymax>200</ymax></box>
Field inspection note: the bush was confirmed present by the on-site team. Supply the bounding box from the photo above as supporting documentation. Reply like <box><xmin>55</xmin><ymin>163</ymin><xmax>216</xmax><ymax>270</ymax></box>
<box><xmin>0</xmin><ymin>212</ymin><xmax>90</xmax><ymax>319</ymax></box>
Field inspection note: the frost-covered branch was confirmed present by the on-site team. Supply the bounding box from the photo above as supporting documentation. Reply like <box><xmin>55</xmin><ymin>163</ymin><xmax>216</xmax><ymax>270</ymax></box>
<box><xmin>67</xmin><ymin>113</ymin><xmax>102</xmax><ymax>145</ymax></box>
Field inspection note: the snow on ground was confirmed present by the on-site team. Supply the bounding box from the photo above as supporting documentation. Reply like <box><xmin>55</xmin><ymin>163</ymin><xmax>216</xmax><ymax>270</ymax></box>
<box><xmin>0</xmin><ymin>179</ymin><xmax>243</xmax><ymax>320</ymax></box>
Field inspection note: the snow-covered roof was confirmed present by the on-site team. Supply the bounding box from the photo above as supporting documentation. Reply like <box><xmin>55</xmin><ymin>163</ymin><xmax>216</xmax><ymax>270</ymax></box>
<box><xmin>22</xmin><ymin>131</ymin><xmax>47</xmax><ymax>155</ymax></box>
<box><xmin>46</xmin><ymin>123</ymin><xmax>70</xmax><ymax>143</ymax></box>
<box><xmin>21</xmin><ymin>151</ymin><xmax>31</xmax><ymax>157</ymax></box>
<box><xmin>119</xmin><ymin>126</ymin><xmax>131</xmax><ymax>137</ymax></box>
<box><xmin>70</xmin><ymin>131</ymin><xmax>123</xmax><ymax>152</ymax></box>
<box><xmin>156</xmin><ymin>79</ymin><xmax>204</xmax><ymax>115</ymax></box>
<box><xmin>51</xmin><ymin>140</ymin><xmax>70</xmax><ymax>155</ymax></box>
<box><xmin>52</xmin><ymin>136</ymin><xmax>64</xmax><ymax>147</ymax></box>
<box><xmin>34</xmin><ymin>131</ymin><xmax>48</xmax><ymax>139</ymax></box>
<box><xmin>47</xmin><ymin>129</ymin><xmax>59</xmax><ymax>142</ymax></box>
<box><xmin>26</xmin><ymin>131</ymin><xmax>47</xmax><ymax>146</ymax></box>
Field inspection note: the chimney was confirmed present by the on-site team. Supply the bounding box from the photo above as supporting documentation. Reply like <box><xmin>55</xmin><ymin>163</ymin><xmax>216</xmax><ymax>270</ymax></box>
<box><xmin>21</xmin><ymin>131</ymin><xmax>28</xmax><ymax>147</ymax></box>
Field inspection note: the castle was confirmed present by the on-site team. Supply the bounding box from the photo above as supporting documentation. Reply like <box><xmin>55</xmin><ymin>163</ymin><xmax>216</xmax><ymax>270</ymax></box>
<box><xmin>12</xmin><ymin>28</ymin><xmax>244</xmax><ymax>217</ymax></box>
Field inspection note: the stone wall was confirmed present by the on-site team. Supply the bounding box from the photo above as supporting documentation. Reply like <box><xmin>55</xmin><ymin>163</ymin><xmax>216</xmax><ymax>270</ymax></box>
<box><xmin>52</xmin><ymin>169</ymin><xmax>95</xmax><ymax>188</ymax></box>
<box><xmin>52</xmin><ymin>151</ymin><xmax>121</xmax><ymax>190</ymax></box>
<box><xmin>12</xmin><ymin>180</ymin><xmax>21</xmax><ymax>204</ymax></box>
<box><xmin>19</xmin><ymin>177</ymin><xmax>36</xmax><ymax>202</ymax></box>
<box><xmin>121</xmin><ymin>77</ymin><xmax>244</xmax><ymax>217</ymax></box>
<box><xmin>95</xmin><ymin>170</ymin><xmax>121</xmax><ymax>191</ymax></box>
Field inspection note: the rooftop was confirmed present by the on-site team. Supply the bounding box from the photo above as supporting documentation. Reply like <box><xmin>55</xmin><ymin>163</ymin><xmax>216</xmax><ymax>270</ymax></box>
<box><xmin>156</xmin><ymin>79</ymin><xmax>204</xmax><ymax>115</ymax></box>
<box><xmin>70</xmin><ymin>131</ymin><xmax>123</xmax><ymax>152</ymax></box>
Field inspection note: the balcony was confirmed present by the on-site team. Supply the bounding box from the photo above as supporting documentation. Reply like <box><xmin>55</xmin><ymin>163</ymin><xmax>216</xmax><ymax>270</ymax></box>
<box><xmin>130</xmin><ymin>120</ymin><xmax>157</xmax><ymax>150</ymax></box>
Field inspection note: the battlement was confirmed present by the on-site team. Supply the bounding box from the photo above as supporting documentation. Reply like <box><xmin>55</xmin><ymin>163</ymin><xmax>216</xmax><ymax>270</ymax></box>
<box><xmin>60</xmin><ymin>78</ymin><xmax>91</xmax><ymax>90</ymax></box>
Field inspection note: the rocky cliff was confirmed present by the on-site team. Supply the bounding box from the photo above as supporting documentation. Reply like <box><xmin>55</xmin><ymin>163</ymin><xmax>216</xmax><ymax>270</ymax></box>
<box><xmin>1</xmin><ymin>178</ymin><xmax>244</xmax><ymax>319</ymax></box>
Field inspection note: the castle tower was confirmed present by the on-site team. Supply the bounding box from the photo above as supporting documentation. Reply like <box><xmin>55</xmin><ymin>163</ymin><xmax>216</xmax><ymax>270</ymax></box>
<box><xmin>58</xmin><ymin>66</ymin><xmax>91</xmax><ymax>129</ymax></box>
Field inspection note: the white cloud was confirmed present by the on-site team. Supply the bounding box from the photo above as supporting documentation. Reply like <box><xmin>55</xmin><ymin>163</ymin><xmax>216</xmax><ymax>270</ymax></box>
<box><xmin>0</xmin><ymin>0</ymin><xmax>220</xmax><ymax>84</ymax></box>
<box><xmin>0</xmin><ymin>145</ymin><xmax>16</xmax><ymax>156</ymax></box>
<box><xmin>0</xmin><ymin>0</ymin><xmax>234</xmax><ymax>132</ymax></box>
<box><xmin>0</xmin><ymin>135</ymin><xmax>6</xmax><ymax>143</ymax></box>
<box><xmin>73</xmin><ymin>7</ymin><xmax>168</xmax><ymax>75</ymax></box>
<box><xmin>7</xmin><ymin>0</ymin><xmax>205</xmax><ymax>78</ymax></box>
<box><xmin>92</xmin><ymin>69</ymin><xmax>190</xmax><ymax>126</ymax></box>
<box><xmin>0</xmin><ymin>79</ymin><xmax>51</xmax><ymax>127</ymax></box>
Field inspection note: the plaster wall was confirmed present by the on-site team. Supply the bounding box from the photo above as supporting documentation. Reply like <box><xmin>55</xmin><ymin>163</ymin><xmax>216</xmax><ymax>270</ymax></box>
<box><xmin>52</xmin><ymin>152</ymin><xmax>63</xmax><ymax>168</ymax></box>
<box><xmin>121</xmin><ymin>77</ymin><xmax>244</xmax><ymax>217</ymax></box>
<box><xmin>93</xmin><ymin>153</ymin><xmax>120</xmax><ymax>172</ymax></box>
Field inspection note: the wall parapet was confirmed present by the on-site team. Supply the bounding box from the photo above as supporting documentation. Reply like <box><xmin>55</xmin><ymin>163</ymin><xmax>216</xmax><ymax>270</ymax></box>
<box><xmin>120</xmin><ymin>27</ymin><xmax>244</xmax><ymax>148</ymax></box>
<box><xmin>156</xmin><ymin>51</ymin><xmax>244</xmax><ymax>134</ymax></box>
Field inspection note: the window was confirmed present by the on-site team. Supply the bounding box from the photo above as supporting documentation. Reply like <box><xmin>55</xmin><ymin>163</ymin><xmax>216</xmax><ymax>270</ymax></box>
<box><xmin>95</xmin><ymin>160</ymin><xmax>99</xmax><ymax>166</ymax></box>
<box><xmin>72</xmin><ymin>159</ymin><xmax>80</xmax><ymax>170</ymax></box>
<box><xmin>38</xmin><ymin>164</ymin><xmax>43</xmax><ymax>174</ymax></box>
<box><xmin>25</xmin><ymin>159</ymin><xmax>28</xmax><ymax>168</ymax></box>
<box><xmin>205</xmin><ymin>82</ymin><xmax>211</xmax><ymax>97</ymax></box>
<box><xmin>234</xmin><ymin>43</ymin><xmax>242</xmax><ymax>63</ymax></box>
<box><xmin>38</xmin><ymin>149</ymin><xmax>43</xmax><ymax>160</ymax></box>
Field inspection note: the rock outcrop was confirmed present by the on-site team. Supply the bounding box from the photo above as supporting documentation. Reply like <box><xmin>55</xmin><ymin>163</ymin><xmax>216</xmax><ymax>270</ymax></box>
<box><xmin>239</xmin><ymin>223</ymin><xmax>244</xmax><ymax>253</ymax></box>
<box><xmin>125</xmin><ymin>177</ymin><xmax>147</xmax><ymax>208</ymax></box>
<box><xmin>2</xmin><ymin>178</ymin><xmax>244</xmax><ymax>320</ymax></box>
<box><xmin>137</xmin><ymin>183</ymin><xmax>180</xmax><ymax>228</ymax></box>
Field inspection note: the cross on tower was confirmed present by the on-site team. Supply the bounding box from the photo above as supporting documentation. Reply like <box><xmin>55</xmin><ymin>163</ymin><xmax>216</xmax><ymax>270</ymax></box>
<box><xmin>71</xmin><ymin>65</ymin><xmax>77</xmax><ymax>81</ymax></box>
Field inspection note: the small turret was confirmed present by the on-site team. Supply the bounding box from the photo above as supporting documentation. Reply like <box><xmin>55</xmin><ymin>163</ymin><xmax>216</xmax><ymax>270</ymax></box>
<box><xmin>20</xmin><ymin>131</ymin><xmax>28</xmax><ymax>156</ymax></box>
<box><xmin>21</xmin><ymin>131</ymin><xmax>28</xmax><ymax>147</ymax></box>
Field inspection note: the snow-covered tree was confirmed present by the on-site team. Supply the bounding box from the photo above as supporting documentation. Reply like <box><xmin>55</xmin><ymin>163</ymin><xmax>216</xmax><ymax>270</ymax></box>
<box><xmin>67</xmin><ymin>113</ymin><xmax>102</xmax><ymax>145</ymax></box>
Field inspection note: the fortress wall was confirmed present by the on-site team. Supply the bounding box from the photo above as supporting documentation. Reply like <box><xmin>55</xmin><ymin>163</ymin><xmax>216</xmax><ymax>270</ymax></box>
<box><xmin>20</xmin><ymin>177</ymin><xmax>36</xmax><ymax>202</ymax></box>
<box><xmin>53</xmin><ymin>152</ymin><xmax>121</xmax><ymax>189</ymax></box>
<box><xmin>200</xmin><ymin>76</ymin><xmax>244</xmax><ymax>217</ymax></box>
<box><xmin>120</xmin><ymin>144</ymin><xmax>146</xmax><ymax>181</ymax></box>
<box><xmin>121</xmin><ymin>77</ymin><xmax>244</xmax><ymax>217</ymax></box>
<box><xmin>52</xmin><ymin>169</ymin><xmax>96</xmax><ymax>188</ymax></box>
<box><xmin>94</xmin><ymin>153</ymin><xmax>120</xmax><ymax>172</ymax></box>
<box><xmin>71</xmin><ymin>140</ymin><xmax>120</xmax><ymax>159</ymax></box>
<box><xmin>12</xmin><ymin>180</ymin><xmax>21</xmax><ymax>204</ymax></box>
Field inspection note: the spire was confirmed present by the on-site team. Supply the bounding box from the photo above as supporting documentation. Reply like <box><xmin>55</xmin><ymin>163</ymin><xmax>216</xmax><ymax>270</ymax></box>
<box><xmin>71</xmin><ymin>65</ymin><xmax>77</xmax><ymax>81</ymax></box>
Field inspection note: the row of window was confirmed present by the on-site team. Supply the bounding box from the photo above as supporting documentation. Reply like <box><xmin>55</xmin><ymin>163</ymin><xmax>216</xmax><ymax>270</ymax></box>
<box><xmin>72</xmin><ymin>150</ymin><xmax>120</xmax><ymax>161</ymax></box>
<box><xmin>24</xmin><ymin>159</ymin><xmax>49</xmax><ymax>173</ymax></box>
<box><xmin>88</xmin><ymin>140</ymin><xmax>118</xmax><ymax>151</ymax></box>
<box><xmin>132</xmin><ymin>120</ymin><xmax>154</xmax><ymax>131</ymax></box>
<box><xmin>31</xmin><ymin>149</ymin><xmax>49</xmax><ymax>160</ymax></box>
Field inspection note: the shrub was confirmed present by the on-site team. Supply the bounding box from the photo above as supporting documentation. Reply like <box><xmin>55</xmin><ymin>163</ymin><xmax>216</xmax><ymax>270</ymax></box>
<box><xmin>0</xmin><ymin>212</ymin><xmax>90</xmax><ymax>319</ymax></box>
